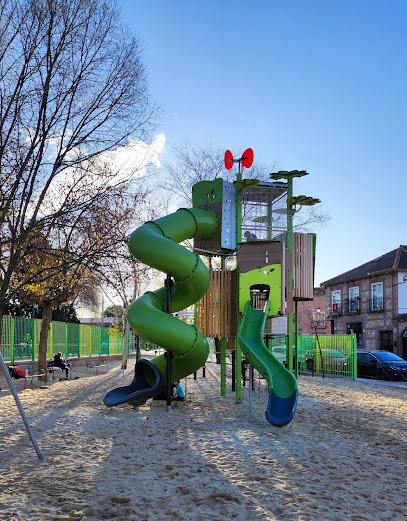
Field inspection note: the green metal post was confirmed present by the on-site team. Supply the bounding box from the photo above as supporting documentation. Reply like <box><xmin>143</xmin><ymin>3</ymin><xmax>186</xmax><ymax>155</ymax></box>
<box><xmin>11</xmin><ymin>317</ymin><xmax>15</xmax><ymax>363</ymax></box>
<box><xmin>50</xmin><ymin>323</ymin><xmax>53</xmax><ymax>360</ymax></box>
<box><xmin>65</xmin><ymin>323</ymin><xmax>68</xmax><ymax>359</ymax></box>
<box><xmin>31</xmin><ymin>319</ymin><xmax>35</xmax><ymax>361</ymax></box>
<box><xmin>220</xmin><ymin>337</ymin><xmax>226</xmax><ymax>396</ymax></box>
<box><xmin>235</xmin><ymin>336</ymin><xmax>242</xmax><ymax>403</ymax></box>
<box><xmin>89</xmin><ymin>327</ymin><xmax>92</xmax><ymax>357</ymax></box>
<box><xmin>352</xmin><ymin>334</ymin><xmax>357</xmax><ymax>381</ymax></box>
<box><xmin>235</xmin><ymin>169</ymin><xmax>243</xmax><ymax>403</ymax></box>
<box><xmin>287</xmin><ymin>177</ymin><xmax>294</xmax><ymax>374</ymax></box>
<box><xmin>78</xmin><ymin>326</ymin><xmax>81</xmax><ymax>358</ymax></box>
<box><xmin>294</xmin><ymin>299</ymin><xmax>299</xmax><ymax>380</ymax></box>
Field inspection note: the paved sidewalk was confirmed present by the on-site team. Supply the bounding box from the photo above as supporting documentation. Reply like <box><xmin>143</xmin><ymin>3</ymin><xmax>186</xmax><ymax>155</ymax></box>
<box><xmin>357</xmin><ymin>376</ymin><xmax>407</xmax><ymax>389</ymax></box>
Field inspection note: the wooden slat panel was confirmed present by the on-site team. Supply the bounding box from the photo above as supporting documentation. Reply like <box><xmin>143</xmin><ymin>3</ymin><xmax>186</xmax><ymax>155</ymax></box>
<box><xmin>237</xmin><ymin>242</ymin><xmax>282</xmax><ymax>273</ymax></box>
<box><xmin>196</xmin><ymin>269</ymin><xmax>237</xmax><ymax>337</ymax></box>
<box><xmin>293</xmin><ymin>233</ymin><xmax>313</xmax><ymax>300</ymax></box>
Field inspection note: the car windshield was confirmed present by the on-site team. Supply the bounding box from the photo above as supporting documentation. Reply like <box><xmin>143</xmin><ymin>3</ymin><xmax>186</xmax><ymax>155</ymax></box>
<box><xmin>372</xmin><ymin>352</ymin><xmax>404</xmax><ymax>362</ymax></box>
<box><xmin>304</xmin><ymin>349</ymin><xmax>345</xmax><ymax>358</ymax></box>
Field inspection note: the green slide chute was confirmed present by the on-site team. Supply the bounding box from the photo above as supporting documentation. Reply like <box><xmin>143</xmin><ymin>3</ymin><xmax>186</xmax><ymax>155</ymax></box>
<box><xmin>238</xmin><ymin>301</ymin><xmax>298</xmax><ymax>426</ymax></box>
<box><xmin>104</xmin><ymin>208</ymin><xmax>218</xmax><ymax>407</ymax></box>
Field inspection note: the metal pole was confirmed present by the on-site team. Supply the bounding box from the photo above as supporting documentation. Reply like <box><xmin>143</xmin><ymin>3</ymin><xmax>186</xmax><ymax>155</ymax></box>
<box><xmin>294</xmin><ymin>299</ymin><xmax>299</xmax><ymax>380</ymax></box>
<box><xmin>287</xmin><ymin>176</ymin><xmax>294</xmax><ymax>374</ymax></box>
<box><xmin>231</xmin><ymin>349</ymin><xmax>236</xmax><ymax>392</ymax></box>
<box><xmin>165</xmin><ymin>350</ymin><xmax>173</xmax><ymax>411</ymax></box>
<box><xmin>248</xmin><ymin>363</ymin><xmax>253</xmax><ymax>417</ymax></box>
<box><xmin>220</xmin><ymin>337</ymin><xmax>226</xmax><ymax>395</ymax></box>
<box><xmin>0</xmin><ymin>354</ymin><xmax>44</xmax><ymax>461</ymax></box>
<box><xmin>235</xmin><ymin>164</ymin><xmax>243</xmax><ymax>403</ymax></box>
<box><xmin>165</xmin><ymin>274</ymin><xmax>174</xmax><ymax>412</ymax></box>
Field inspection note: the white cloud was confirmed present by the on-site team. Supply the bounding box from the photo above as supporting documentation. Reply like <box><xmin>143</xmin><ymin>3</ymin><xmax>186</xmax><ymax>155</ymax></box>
<box><xmin>101</xmin><ymin>133</ymin><xmax>166</xmax><ymax>178</ymax></box>
<box><xmin>33</xmin><ymin>133</ymin><xmax>167</xmax><ymax>215</ymax></box>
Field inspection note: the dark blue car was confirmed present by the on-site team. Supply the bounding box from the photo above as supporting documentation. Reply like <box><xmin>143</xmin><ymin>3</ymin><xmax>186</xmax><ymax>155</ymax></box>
<box><xmin>357</xmin><ymin>350</ymin><xmax>407</xmax><ymax>380</ymax></box>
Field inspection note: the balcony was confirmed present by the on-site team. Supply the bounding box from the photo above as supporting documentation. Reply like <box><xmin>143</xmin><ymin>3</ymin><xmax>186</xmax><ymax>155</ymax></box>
<box><xmin>344</xmin><ymin>298</ymin><xmax>360</xmax><ymax>315</ymax></box>
<box><xmin>331</xmin><ymin>303</ymin><xmax>342</xmax><ymax>316</ymax></box>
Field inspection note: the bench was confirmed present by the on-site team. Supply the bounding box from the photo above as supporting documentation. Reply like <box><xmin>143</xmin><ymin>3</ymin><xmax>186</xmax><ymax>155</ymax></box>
<box><xmin>85</xmin><ymin>360</ymin><xmax>108</xmax><ymax>374</ymax></box>
<box><xmin>47</xmin><ymin>365</ymin><xmax>72</xmax><ymax>380</ymax></box>
<box><xmin>24</xmin><ymin>368</ymin><xmax>46</xmax><ymax>387</ymax></box>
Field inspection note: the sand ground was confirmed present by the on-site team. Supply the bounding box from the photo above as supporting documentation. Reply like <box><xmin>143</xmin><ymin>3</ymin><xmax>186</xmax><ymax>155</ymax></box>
<box><xmin>0</xmin><ymin>357</ymin><xmax>406</xmax><ymax>521</ymax></box>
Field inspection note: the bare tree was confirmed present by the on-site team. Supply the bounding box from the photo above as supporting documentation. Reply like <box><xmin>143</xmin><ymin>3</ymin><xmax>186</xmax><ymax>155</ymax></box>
<box><xmin>96</xmin><ymin>196</ymin><xmax>161</xmax><ymax>369</ymax></box>
<box><xmin>0</xmin><ymin>0</ymin><xmax>158</xmax><ymax>342</ymax></box>
<box><xmin>158</xmin><ymin>141</ymin><xmax>276</xmax><ymax>207</ymax></box>
<box><xmin>292</xmin><ymin>205</ymin><xmax>331</xmax><ymax>232</ymax></box>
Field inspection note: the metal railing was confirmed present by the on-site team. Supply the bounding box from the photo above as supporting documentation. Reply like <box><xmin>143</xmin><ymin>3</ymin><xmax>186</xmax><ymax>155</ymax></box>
<box><xmin>344</xmin><ymin>298</ymin><xmax>360</xmax><ymax>314</ymax></box>
<box><xmin>297</xmin><ymin>334</ymin><xmax>357</xmax><ymax>379</ymax></box>
<box><xmin>0</xmin><ymin>315</ymin><xmax>137</xmax><ymax>363</ymax></box>
<box><xmin>368</xmin><ymin>297</ymin><xmax>384</xmax><ymax>312</ymax></box>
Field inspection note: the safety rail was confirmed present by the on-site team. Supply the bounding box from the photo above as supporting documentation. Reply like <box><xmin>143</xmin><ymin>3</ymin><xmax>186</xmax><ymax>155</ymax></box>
<box><xmin>0</xmin><ymin>315</ymin><xmax>138</xmax><ymax>363</ymax></box>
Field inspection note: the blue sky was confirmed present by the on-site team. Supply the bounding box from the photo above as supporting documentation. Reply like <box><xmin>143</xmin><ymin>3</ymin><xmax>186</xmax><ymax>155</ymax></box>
<box><xmin>119</xmin><ymin>0</ymin><xmax>407</xmax><ymax>286</ymax></box>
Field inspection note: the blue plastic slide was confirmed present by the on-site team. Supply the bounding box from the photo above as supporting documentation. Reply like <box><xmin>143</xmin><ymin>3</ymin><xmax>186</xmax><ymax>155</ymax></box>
<box><xmin>103</xmin><ymin>359</ymin><xmax>164</xmax><ymax>407</ymax></box>
<box><xmin>238</xmin><ymin>301</ymin><xmax>298</xmax><ymax>426</ymax></box>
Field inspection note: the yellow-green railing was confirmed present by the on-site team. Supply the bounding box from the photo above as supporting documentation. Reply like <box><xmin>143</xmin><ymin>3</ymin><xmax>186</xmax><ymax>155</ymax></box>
<box><xmin>1</xmin><ymin>315</ymin><xmax>133</xmax><ymax>363</ymax></box>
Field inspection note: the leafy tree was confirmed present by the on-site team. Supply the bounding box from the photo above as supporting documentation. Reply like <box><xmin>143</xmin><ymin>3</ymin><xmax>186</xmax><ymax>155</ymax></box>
<box><xmin>17</xmin><ymin>184</ymin><xmax>139</xmax><ymax>376</ymax></box>
<box><xmin>51</xmin><ymin>304</ymin><xmax>79</xmax><ymax>324</ymax></box>
<box><xmin>104</xmin><ymin>304</ymin><xmax>123</xmax><ymax>318</ymax></box>
<box><xmin>3</xmin><ymin>293</ymin><xmax>79</xmax><ymax>322</ymax></box>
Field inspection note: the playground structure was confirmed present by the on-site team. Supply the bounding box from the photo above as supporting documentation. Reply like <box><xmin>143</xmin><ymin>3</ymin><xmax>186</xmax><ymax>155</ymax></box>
<box><xmin>104</xmin><ymin>154</ymin><xmax>317</xmax><ymax>426</ymax></box>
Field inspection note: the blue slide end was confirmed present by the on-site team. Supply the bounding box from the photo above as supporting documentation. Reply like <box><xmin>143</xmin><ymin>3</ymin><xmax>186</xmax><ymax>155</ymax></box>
<box><xmin>103</xmin><ymin>358</ymin><xmax>165</xmax><ymax>407</ymax></box>
<box><xmin>265</xmin><ymin>388</ymin><xmax>298</xmax><ymax>427</ymax></box>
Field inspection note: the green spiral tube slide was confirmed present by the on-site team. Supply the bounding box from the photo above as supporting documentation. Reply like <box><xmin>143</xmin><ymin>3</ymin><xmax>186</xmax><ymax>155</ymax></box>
<box><xmin>104</xmin><ymin>208</ymin><xmax>218</xmax><ymax>406</ymax></box>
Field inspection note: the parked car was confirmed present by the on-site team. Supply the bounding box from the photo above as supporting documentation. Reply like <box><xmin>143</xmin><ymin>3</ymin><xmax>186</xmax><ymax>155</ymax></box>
<box><xmin>271</xmin><ymin>345</ymin><xmax>302</xmax><ymax>367</ymax></box>
<box><xmin>271</xmin><ymin>345</ymin><xmax>286</xmax><ymax>364</ymax></box>
<box><xmin>303</xmin><ymin>349</ymin><xmax>347</xmax><ymax>371</ymax></box>
<box><xmin>356</xmin><ymin>351</ymin><xmax>407</xmax><ymax>380</ymax></box>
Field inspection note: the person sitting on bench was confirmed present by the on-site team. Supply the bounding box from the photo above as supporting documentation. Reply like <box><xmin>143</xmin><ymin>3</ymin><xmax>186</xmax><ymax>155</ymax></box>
<box><xmin>53</xmin><ymin>352</ymin><xmax>71</xmax><ymax>379</ymax></box>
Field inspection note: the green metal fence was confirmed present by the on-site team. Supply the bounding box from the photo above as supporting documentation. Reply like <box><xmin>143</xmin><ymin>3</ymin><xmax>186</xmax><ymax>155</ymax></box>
<box><xmin>297</xmin><ymin>334</ymin><xmax>357</xmax><ymax>380</ymax></box>
<box><xmin>1</xmin><ymin>315</ymin><xmax>136</xmax><ymax>363</ymax></box>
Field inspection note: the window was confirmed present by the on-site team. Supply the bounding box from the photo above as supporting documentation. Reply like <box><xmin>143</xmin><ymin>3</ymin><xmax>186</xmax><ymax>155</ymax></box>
<box><xmin>349</xmin><ymin>286</ymin><xmax>360</xmax><ymax>312</ymax></box>
<box><xmin>332</xmin><ymin>289</ymin><xmax>341</xmax><ymax>314</ymax></box>
<box><xmin>371</xmin><ymin>282</ymin><xmax>383</xmax><ymax>311</ymax></box>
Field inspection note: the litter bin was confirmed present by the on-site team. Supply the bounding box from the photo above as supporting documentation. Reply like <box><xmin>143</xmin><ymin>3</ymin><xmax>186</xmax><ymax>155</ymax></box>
<box><xmin>306</xmin><ymin>357</ymin><xmax>314</xmax><ymax>376</ymax></box>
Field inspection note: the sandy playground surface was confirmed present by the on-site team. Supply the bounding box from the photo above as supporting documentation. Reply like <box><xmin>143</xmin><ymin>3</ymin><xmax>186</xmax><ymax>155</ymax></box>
<box><xmin>0</xmin><ymin>356</ymin><xmax>407</xmax><ymax>521</ymax></box>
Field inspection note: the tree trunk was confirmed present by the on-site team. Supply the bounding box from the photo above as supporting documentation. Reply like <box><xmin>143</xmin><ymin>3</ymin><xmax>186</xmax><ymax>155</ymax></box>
<box><xmin>121</xmin><ymin>317</ymin><xmax>131</xmax><ymax>370</ymax></box>
<box><xmin>0</xmin><ymin>306</ymin><xmax>4</xmax><ymax>366</ymax></box>
<box><xmin>136</xmin><ymin>335</ymin><xmax>141</xmax><ymax>361</ymax></box>
<box><xmin>121</xmin><ymin>284</ymin><xmax>138</xmax><ymax>370</ymax></box>
<box><xmin>38</xmin><ymin>303</ymin><xmax>52</xmax><ymax>381</ymax></box>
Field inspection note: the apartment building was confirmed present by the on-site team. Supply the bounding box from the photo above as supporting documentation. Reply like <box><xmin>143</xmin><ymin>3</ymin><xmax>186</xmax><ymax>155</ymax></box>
<box><xmin>321</xmin><ymin>245</ymin><xmax>407</xmax><ymax>358</ymax></box>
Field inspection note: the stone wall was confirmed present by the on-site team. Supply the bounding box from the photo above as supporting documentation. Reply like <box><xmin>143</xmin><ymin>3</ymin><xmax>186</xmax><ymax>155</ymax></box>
<box><xmin>324</xmin><ymin>274</ymin><xmax>398</xmax><ymax>352</ymax></box>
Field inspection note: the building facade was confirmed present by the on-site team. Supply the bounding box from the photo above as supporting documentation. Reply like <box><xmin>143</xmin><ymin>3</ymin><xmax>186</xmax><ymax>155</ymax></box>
<box><xmin>298</xmin><ymin>287</ymin><xmax>331</xmax><ymax>335</ymax></box>
<box><xmin>321</xmin><ymin>245</ymin><xmax>407</xmax><ymax>358</ymax></box>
